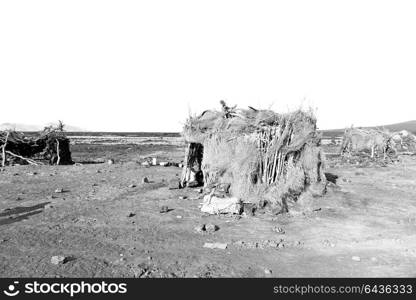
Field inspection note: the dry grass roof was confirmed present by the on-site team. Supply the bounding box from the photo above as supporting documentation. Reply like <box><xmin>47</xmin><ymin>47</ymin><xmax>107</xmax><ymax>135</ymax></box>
<box><xmin>183</xmin><ymin>104</ymin><xmax>317</xmax><ymax>143</ymax></box>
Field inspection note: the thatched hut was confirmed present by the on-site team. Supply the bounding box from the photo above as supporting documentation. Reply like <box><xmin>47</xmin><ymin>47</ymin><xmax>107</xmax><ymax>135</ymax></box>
<box><xmin>339</xmin><ymin>127</ymin><xmax>395</xmax><ymax>159</ymax></box>
<box><xmin>0</xmin><ymin>124</ymin><xmax>73</xmax><ymax>166</ymax></box>
<box><xmin>391</xmin><ymin>130</ymin><xmax>416</xmax><ymax>153</ymax></box>
<box><xmin>181</xmin><ymin>102</ymin><xmax>326</xmax><ymax>213</ymax></box>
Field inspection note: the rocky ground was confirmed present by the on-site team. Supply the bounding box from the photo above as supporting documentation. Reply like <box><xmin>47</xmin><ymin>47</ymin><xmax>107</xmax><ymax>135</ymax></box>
<box><xmin>1</xmin><ymin>143</ymin><xmax>416</xmax><ymax>277</ymax></box>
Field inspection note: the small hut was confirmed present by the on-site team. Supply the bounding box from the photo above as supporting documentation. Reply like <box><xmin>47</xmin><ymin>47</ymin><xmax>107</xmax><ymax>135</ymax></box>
<box><xmin>0</xmin><ymin>123</ymin><xmax>73</xmax><ymax>166</ymax></box>
<box><xmin>340</xmin><ymin>127</ymin><xmax>395</xmax><ymax>159</ymax></box>
<box><xmin>180</xmin><ymin>102</ymin><xmax>326</xmax><ymax>213</ymax></box>
<box><xmin>391</xmin><ymin>130</ymin><xmax>416</xmax><ymax>153</ymax></box>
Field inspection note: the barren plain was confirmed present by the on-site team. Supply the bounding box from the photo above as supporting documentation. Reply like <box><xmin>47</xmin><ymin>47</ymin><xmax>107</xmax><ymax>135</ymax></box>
<box><xmin>1</xmin><ymin>136</ymin><xmax>416</xmax><ymax>277</ymax></box>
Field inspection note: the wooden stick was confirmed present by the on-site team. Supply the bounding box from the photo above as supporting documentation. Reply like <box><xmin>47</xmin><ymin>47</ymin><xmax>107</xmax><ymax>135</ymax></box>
<box><xmin>5</xmin><ymin>151</ymin><xmax>40</xmax><ymax>166</ymax></box>
<box><xmin>270</xmin><ymin>141</ymin><xmax>279</xmax><ymax>184</ymax></box>
<box><xmin>56</xmin><ymin>139</ymin><xmax>61</xmax><ymax>165</ymax></box>
<box><xmin>2</xmin><ymin>131</ymin><xmax>9</xmax><ymax>167</ymax></box>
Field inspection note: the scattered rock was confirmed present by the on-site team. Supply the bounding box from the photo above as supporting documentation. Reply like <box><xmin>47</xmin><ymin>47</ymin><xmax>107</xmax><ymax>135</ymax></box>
<box><xmin>194</xmin><ymin>224</ymin><xmax>219</xmax><ymax>234</ymax></box>
<box><xmin>178</xmin><ymin>163</ymin><xmax>183</xmax><ymax>168</ymax></box>
<box><xmin>198</xmin><ymin>188</ymin><xmax>203</xmax><ymax>194</ymax></box>
<box><xmin>352</xmin><ymin>256</ymin><xmax>361</xmax><ymax>262</ymax></box>
<box><xmin>323</xmin><ymin>239</ymin><xmax>335</xmax><ymax>248</ymax></box>
<box><xmin>266</xmin><ymin>240</ymin><xmax>279</xmax><ymax>248</ymax></box>
<box><xmin>54</xmin><ymin>188</ymin><xmax>64</xmax><ymax>193</ymax></box>
<box><xmin>127</xmin><ymin>213</ymin><xmax>136</xmax><ymax>218</ymax></box>
<box><xmin>176</xmin><ymin>215</ymin><xmax>183</xmax><ymax>219</ymax></box>
<box><xmin>233</xmin><ymin>240</ymin><xmax>245</xmax><ymax>247</ymax></box>
<box><xmin>142</xmin><ymin>177</ymin><xmax>149</xmax><ymax>184</ymax></box>
<box><xmin>168</xmin><ymin>179</ymin><xmax>181</xmax><ymax>190</ymax></box>
<box><xmin>107</xmin><ymin>159</ymin><xmax>115</xmax><ymax>165</ymax></box>
<box><xmin>128</xmin><ymin>184</ymin><xmax>136</xmax><ymax>188</ymax></box>
<box><xmin>194</xmin><ymin>224</ymin><xmax>205</xmax><ymax>233</ymax></box>
<box><xmin>264</xmin><ymin>269</ymin><xmax>272</xmax><ymax>275</ymax></box>
<box><xmin>51</xmin><ymin>255</ymin><xmax>68</xmax><ymax>265</ymax></box>
<box><xmin>243</xmin><ymin>203</ymin><xmax>256</xmax><ymax>216</ymax></box>
<box><xmin>179</xmin><ymin>196</ymin><xmax>187</xmax><ymax>200</ymax></box>
<box><xmin>273</xmin><ymin>227</ymin><xmax>285</xmax><ymax>234</ymax></box>
<box><xmin>159</xmin><ymin>206</ymin><xmax>170</xmax><ymax>213</ymax></box>
<box><xmin>205</xmin><ymin>223</ymin><xmax>219</xmax><ymax>233</ymax></box>
<box><xmin>159</xmin><ymin>162</ymin><xmax>169</xmax><ymax>167</ymax></box>
<box><xmin>233</xmin><ymin>239</ymin><xmax>284</xmax><ymax>250</ymax></box>
<box><xmin>45</xmin><ymin>204</ymin><xmax>54</xmax><ymax>209</ymax></box>
<box><xmin>292</xmin><ymin>241</ymin><xmax>302</xmax><ymax>247</ymax></box>
<box><xmin>203</xmin><ymin>242</ymin><xmax>227</xmax><ymax>250</ymax></box>
<box><xmin>201</xmin><ymin>195</ymin><xmax>242</xmax><ymax>215</ymax></box>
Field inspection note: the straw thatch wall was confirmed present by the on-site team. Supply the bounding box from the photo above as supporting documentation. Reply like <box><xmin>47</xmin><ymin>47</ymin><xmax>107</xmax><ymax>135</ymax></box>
<box><xmin>181</xmin><ymin>103</ymin><xmax>326</xmax><ymax>213</ymax></box>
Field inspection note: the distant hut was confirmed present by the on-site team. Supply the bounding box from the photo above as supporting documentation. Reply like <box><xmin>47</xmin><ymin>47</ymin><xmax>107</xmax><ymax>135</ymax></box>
<box><xmin>0</xmin><ymin>122</ymin><xmax>73</xmax><ymax>166</ymax></box>
<box><xmin>340</xmin><ymin>127</ymin><xmax>394</xmax><ymax>159</ymax></box>
<box><xmin>180</xmin><ymin>102</ymin><xmax>326</xmax><ymax>213</ymax></box>
<box><xmin>391</xmin><ymin>130</ymin><xmax>416</xmax><ymax>153</ymax></box>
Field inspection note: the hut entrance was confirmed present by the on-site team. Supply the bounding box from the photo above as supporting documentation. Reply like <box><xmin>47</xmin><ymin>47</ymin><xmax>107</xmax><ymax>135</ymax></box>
<box><xmin>180</xmin><ymin>142</ymin><xmax>204</xmax><ymax>188</ymax></box>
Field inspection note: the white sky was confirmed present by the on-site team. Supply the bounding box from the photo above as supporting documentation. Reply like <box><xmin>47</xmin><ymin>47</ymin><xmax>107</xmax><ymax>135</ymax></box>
<box><xmin>1</xmin><ymin>0</ymin><xmax>415</xmax><ymax>132</ymax></box>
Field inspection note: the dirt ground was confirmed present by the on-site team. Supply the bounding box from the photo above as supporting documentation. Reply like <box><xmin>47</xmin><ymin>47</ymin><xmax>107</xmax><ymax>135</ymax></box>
<box><xmin>1</xmin><ymin>143</ymin><xmax>416</xmax><ymax>277</ymax></box>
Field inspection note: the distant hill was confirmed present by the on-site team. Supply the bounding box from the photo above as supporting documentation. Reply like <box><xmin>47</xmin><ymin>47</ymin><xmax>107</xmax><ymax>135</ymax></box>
<box><xmin>373</xmin><ymin>120</ymin><xmax>416</xmax><ymax>133</ymax></box>
<box><xmin>0</xmin><ymin>122</ymin><xmax>86</xmax><ymax>132</ymax></box>
<box><xmin>321</xmin><ymin>120</ymin><xmax>416</xmax><ymax>138</ymax></box>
